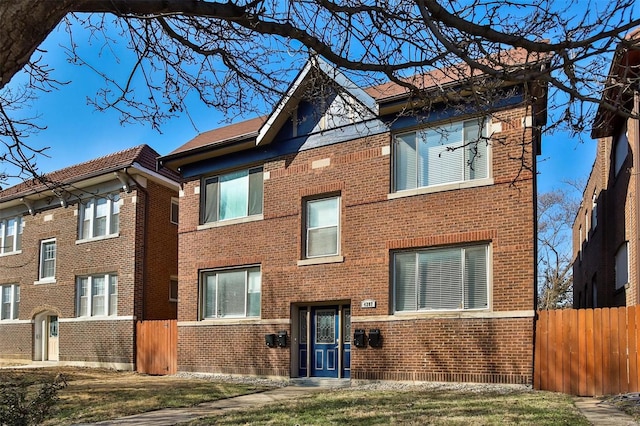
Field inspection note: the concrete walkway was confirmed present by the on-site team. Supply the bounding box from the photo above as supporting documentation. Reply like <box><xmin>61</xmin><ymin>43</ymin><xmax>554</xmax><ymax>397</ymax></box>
<box><xmin>74</xmin><ymin>386</ymin><xmax>323</xmax><ymax>426</ymax></box>
<box><xmin>575</xmin><ymin>398</ymin><xmax>639</xmax><ymax>425</ymax></box>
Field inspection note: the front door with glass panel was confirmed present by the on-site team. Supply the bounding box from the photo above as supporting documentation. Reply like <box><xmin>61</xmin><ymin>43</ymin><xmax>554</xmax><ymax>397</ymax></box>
<box><xmin>47</xmin><ymin>315</ymin><xmax>59</xmax><ymax>361</ymax></box>
<box><xmin>311</xmin><ymin>307</ymin><xmax>338</xmax><ymax>377</ymax></box>
<box><xmin>298</xmin><ymin>305</ymin><xmax>351</xmax><ymax>378</ymax></box>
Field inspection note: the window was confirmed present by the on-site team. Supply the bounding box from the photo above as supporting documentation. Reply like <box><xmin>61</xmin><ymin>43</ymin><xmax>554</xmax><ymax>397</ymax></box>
<box><xmin>39</xmin><ymin>239</ymin><xmax>56</xmax><ymax>281</ymax></box>
<box><xmin>394</xmin><ymin>245</ymin><xmax>489</xmax><ymax>312</ymax></box>
<box><xmin>201</xmin><ymin>167</ymin><xmax>263</xmax><ymax>224</ymax></box>
<box><xmin>0</xmin><ymin>217</ymin><xmax>22</xmax><ymax>254</ymax></box>
<box><xmin>170</xmin><ymin>198</ymin><xmax>179</xmax><ymax>225</ymax></box>
<box><xmin>76</xmin><ymin>274</ymin><xmax>118</xmax><ymax>317</ymax></box>
<box><xmin>615</xmin><ymin>242</ymin><xmax>629</xmax><ymax>290</ymax></box>
<box><xmin>305</xmin><ymin>196</ymin><xmax>340</xmax><ymax>258</ymax></box>
<box><xmin>79</xmin><ymin>194</ymin><xmax>120</xmax><ymax>239</ymax></box>
<box><xmin>585</xmin><ymin>211</ymin><xmax>589</xmax><ymax>242</ymax></box>
<box><xmin>591</xmin><ymin>192</ymin><xmax>598</xmax><ymax>231</ymax></box>
<box><xmin>1</xmin><ymin>284</ymin><xmax>19</xmax><ymax>320</ymax></box>
<box><xmin>614</xmin><ymin>122</ymin><xmax>629</xmax><ymax>176</ymax></box>
<box><xmin>169</xmin><ymin>278</ymin><xmax>178</xmax><ymax>302</ymax></box>
<box><xmin>393</xmin><ymin>117</ymin><xmax>488</xmax><ymax>192</ymax></box>
<box><xmin>201</xmin><ymin>266</ymin><xmax>261</xmax><ymax>319</ymax></box>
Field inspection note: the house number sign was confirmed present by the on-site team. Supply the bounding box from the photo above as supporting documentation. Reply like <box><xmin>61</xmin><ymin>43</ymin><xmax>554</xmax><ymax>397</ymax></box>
<box><xmin>361</xmin><ymin>299</ymin><xmax>376</xmax><ymax>308</ymax></box>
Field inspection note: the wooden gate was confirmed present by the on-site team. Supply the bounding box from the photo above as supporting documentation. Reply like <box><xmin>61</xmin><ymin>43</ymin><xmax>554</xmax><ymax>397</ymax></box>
<box><xmin>136</xmin><ymin>320</ymin><xmax>177</xmax><ymax>375</ymax></box>
<box><xmin>535</xmin><ymin>307</ymin><xmax>640</xmax><ymax>396</ymax></box>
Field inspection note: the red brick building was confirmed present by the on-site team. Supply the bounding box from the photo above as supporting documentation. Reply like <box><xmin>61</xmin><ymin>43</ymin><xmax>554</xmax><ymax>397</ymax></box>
<box><xmin>573</xmin><ymin>31</ymin><xmax>640</xmax><ymax>308</ymax></box>
<box><xmin>0</xmin><ymin>145</ymin><xmax>179</xmax><ymax>368</ymax></box>
<box><xmin>160</xmin><ymin>57</ymin><xmax>546</xmax><ymax>384</ymax></box>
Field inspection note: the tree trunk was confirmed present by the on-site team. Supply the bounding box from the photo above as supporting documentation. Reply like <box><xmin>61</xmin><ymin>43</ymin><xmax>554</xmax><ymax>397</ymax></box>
<box><xmin>0</xmin><ymin>0</ymin><xmax>77</xmax><ymax>90</ymax></box>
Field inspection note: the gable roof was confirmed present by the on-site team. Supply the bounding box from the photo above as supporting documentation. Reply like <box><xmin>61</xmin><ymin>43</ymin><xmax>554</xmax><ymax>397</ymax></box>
<box><xmin>160</xmin><ymin>48</ymin><xmax>548</xmax><ymax>171</ymax></box>
<box><xmin>592</xmin><ymin>28</ymin><xmax>640</xmax><ymax>139</ymax></box>
<box><xmin>0</xmin><ymin>144</ymin><xmax>179</xmax><ymax>204</ymax></box>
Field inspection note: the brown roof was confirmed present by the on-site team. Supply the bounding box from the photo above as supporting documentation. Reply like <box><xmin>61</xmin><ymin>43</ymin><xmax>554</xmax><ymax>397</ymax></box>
<box><xmin>365</xmin><ymin>47</ymin><xmax>547</xmax><ymax>101</ymax></box>
<box><xmin>167</xmin><ymin>116</ymin><xmax>267</xmax><ymax>157</ymax></box>
<box><xmin>166</xmin><ymin>47</ymin><xmax>547</xmax><ymax>158</ymax></box>
<box><xmin>0</xmin><ymin>144</ymin><xmax>178</xmax><ymax>202</ymax></box>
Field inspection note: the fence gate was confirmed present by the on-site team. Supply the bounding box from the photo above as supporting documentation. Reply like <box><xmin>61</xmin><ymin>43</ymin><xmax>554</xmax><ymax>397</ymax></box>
<box><xmin>136</xmin><ymin>320</ymin><xmax>177</xmax><ymax>375</ymax></box>
<box><xmin>535</xmin><ymin>307</ymin><xmax>640</xmax><ymax>396</ymax></box>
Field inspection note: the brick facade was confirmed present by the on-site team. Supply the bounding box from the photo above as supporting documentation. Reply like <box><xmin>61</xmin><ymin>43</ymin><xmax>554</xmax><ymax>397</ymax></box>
<box><xmin>573</xmin><ymin>44</ymin><xmax>640</xmax><ymax>308</ymax></box>
<box><xmin>171</xmin><ymin>99</ymin><xmax>539</xmax><ymax>384</ymax></box>
<box><xmin>0</xmin><ymin>145</ymin><xmax>179</xmax><ymax>368</ymax></box>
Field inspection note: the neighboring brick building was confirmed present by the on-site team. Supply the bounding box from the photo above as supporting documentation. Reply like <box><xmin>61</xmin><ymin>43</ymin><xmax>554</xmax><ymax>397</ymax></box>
<box><xmin>0</xmin><ymin>145</ymin><xmax>180</xmax><ymax>368</ymax></box>
<box><xmin>160</xmin><ymin>56</ymin><xmax>547</xmax><ymax>384</ymax></box>
<box><xmin>573</xmin><ymin>31</ymin><xmax>640</xmax><ymax>308</ymax></box>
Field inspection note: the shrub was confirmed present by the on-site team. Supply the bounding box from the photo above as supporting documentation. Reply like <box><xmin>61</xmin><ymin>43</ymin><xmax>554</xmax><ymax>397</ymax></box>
<box><xmin>0</xmin><ymin>373</ymin><xmax>67</xmax><ymax>426</ymax></box>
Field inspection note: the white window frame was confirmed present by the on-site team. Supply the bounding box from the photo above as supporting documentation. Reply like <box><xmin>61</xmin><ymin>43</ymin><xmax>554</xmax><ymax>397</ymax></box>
<box><xmin>0</xmin><ymin>216</ymin><xmax>22</xmax><ymax>255</ymax></box>
<box><xmin>78</xmin><ymin>194</ymin><xmax>120</xmax><ymax>240</ymax></box>
<box><xmin>200</xmin><ymin>266</ymin><xmax>261</xmax><ymax>319</ymax></box>
<box><xmin>170</xmin><ymin>198</ymin><xmax>179</xmax><ymax>225</ymax></box>
<box><xmin>38</xmin><ymin>238</ymin><xmax>56</xmax><ymax>282</ymax></box>
<box><xmin>0</xmin><ymin>284</ymin><xmax>19</xmax><ymax>320</ymax></box>
<box><xmin>305</xmin><ymin>196</ymin><xmax>340</xmax><ymax>259</ymax></box>
<box><xmin>393</xmin><ymin>244</ymin><xmax>490</xmax><ymax>313</ymax></box>
<box><xmin>615</xmin><ymin>242</ymin><xmax>629</xmax><ymax>290</ymax></box>
<box><xmin>201</xmin><ymin>166</ymin><xmax>263</xmax><ymax>224</ymax></box>
<box><xmin>169</xmin><ymin>277</ymin><xmax>178</xmax><ymax>302</ymax></box>
<box><xmin>392</xmin><ymin>117</ymin><xmax>490</xmax><ymax>193</ymax></box>
<box><xmin>76</xmin><ymin>273</ymin><xmax>118</xmax><ymax>317</ymax></box>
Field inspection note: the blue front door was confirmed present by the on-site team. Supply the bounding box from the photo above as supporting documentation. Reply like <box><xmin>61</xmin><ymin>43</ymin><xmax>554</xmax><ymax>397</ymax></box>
<box><xmin>311</xmin><ymin>307</ymin><xmax>339</xmax><ymax>378</ymax></box>
<box><xmin>298</xmin><ymin>305</ymin><xmax>351</xmax><ymax>378</ymax></box>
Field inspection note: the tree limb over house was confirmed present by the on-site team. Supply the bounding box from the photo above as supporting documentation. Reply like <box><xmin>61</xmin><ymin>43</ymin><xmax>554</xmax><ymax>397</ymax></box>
<box><xmin>0</xmin><ymin>0</ymin><xmax>639</xmax><ymax>183</ymax></box>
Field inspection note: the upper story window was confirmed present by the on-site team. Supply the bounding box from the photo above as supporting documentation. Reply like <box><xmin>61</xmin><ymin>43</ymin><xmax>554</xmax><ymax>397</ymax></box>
<box><xmin>591</xmin><ymin>191</ymin><xmax>598</xmax><ymax>231</ymax></box>
<box><xmin>394</xmin><ymin>244</ymin><xmax>489</xmax><ymax>312</ymax></box>
<box><xmin>305</xmin><ymin>196</ymin><xmax>340</xmax><ymax>258</ymax></box>
<box><xmin>201</xmin><ymin>266</ymin><xmax>261</xmax><ymax>319</ymax></box>
<box><xmin>39</xmin><ymin>239</ymin><xmax>56</xmax><ymax>282</ymax></box>
<box><xmin>393</xmin><ymin>117</ymin><xmax>488</xmax><ymax>192</ymax></box>
<box><xmin>170</xmin><ymin>198</ymin><xmax>179</xmax><ymax>225</ymax></box>
<box><xmin>76</xmin><ymin>273</ymin><xmax>118</xmax><ymax>317</ymax></box>
<box><xmin>79</xmin><ymin>195</ymin><xmax>120</xmax><ymax>240</ymax></box>
<box><xmin>0</xmin><ymin>216</ymin><xmax>22</xmax><ymax>255</ymax></box>
<box><xmin>1</xmin><ymin>284</ymin><xmax>19</xmax><ymax>320</ymax></box>
<box><xmin>201</xmin><ymin>167</ymin><xmax>263</xmax><ymax>224</ymax></box>
<box><xmin>615</xmin><ymin>242</ymin><xmax>629</xmax><ymax>290</ymax></box>
<box><xmin>614</xmin><ymin>122</ymin><xmax>629</xmax><ymax>176</ymax></box>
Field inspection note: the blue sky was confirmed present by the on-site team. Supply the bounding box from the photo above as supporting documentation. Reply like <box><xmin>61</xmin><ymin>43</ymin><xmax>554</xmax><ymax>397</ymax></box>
<box><xmin>4</xmin><ymin>18</ymin><xmax>597</xmax><ymax>195</ymax></box>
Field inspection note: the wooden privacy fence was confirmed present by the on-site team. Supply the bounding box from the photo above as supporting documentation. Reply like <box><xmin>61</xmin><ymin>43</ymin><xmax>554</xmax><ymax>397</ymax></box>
<box><xmin>534</xmin><ymin>307</ymin><xmax>640</xmax><ymax>396</ymax></box>
<box><xmin>136</xmin><ymin>320</ymin><xmax>177</xmax><ymax>375</ymax></box>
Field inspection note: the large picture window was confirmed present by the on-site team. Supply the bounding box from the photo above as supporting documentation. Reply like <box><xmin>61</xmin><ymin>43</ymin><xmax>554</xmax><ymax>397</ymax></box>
<box><xmin>201</xmin><ymin>266</ymin><xmax>261</xmax><ymax>319</ymax></box>
<box><xmin>76</xmin><ymin>274</ymin><xmax>118</xmax><ymax>317</ymax></box>
<box><xmin>79</xmin><ymin>195</ymin><xmax>120</xmax><ymax>239</ymax></box>
<box><xmin>201</xmin><ymin>167</ymin><xmax>263</xmax><ymax>224</ymax></box>
<box><xmin>0</xmin><ymin>284</ymin><xmax>19</xmax><ymax>320</ymax></box>
<box><xmin>394</xmin><ymin>245</ymin><xmax>489</xmax><ymax>312</ymax></box>
<box><xmin>305</xmin><ymin>196</ymin><xmax>340</xmax><ymax>258</ymax></box>
<box><xmin>0</xmin><ymin>217</ymin><xmax>22</xmax><ymax>255</ymax></box>
<box><xmin>393</xmin><ymin>117</ymin><xmax>488</xmax><ymax>192</ymax></box>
